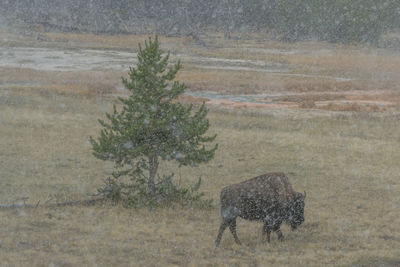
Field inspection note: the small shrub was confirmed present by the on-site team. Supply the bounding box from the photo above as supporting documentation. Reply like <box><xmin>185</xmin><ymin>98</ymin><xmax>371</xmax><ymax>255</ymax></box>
<box><xmin>86</xmin><ymin>83</ymin><xmax>116</xmax><ymax>97</ymax></box>
<box><xmin>299</xmin><ymin>100</ymin><xmax>316</xmax><ymax>109</ymax></box>
<box><xmin>97</xmin><ymin>174</ymin><xmax>213</xmax><ymax>209</ymax></box>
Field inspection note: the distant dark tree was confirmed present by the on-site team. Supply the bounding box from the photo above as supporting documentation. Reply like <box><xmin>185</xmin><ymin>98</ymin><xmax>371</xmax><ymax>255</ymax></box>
<box><xmin>274</xmin><ymin>0</ymin><xmax>399</xmax><ymax>43</ymax></box>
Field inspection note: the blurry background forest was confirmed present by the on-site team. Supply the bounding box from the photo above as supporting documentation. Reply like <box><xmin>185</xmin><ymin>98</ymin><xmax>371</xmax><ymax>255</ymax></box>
<box><xmin>1</xmin><ymin>0</ymin><xmax>400</xmax><ymax>44</ymax></box>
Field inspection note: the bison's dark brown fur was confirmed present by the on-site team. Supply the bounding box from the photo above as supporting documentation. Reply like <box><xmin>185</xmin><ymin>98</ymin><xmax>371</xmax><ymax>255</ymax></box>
<box><xmin>215</xmin><ymin>172</ymin><xmax>305</xmax><ymax>247</ymax></box>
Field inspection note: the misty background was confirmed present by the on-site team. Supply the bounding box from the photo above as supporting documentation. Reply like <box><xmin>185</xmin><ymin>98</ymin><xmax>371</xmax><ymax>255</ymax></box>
<box><xmin>1</xmin><ymin>0</ymin><xmax>399</xmax><ymax>45</ymax></box>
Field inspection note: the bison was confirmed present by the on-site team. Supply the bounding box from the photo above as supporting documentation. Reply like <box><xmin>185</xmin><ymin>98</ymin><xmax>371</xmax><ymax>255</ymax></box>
<box><xmin>215</xmin><ymin>172</ymin><xmax>306</xmax><ymax>247</ymax></box>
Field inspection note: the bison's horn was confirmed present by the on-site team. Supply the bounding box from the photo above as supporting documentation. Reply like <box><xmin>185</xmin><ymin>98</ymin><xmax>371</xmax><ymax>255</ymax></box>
<box><xmin>304</xmin><ymin>191</ymin><xmax>306</xmax><ymax>199</ymax></box>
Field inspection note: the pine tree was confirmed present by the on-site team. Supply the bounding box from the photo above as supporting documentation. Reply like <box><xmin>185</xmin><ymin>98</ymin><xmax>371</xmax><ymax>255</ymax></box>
<box><xmin>90</xmin><ymin>36</ymin><xmax>217</xmax><ymax>197</ymax></box>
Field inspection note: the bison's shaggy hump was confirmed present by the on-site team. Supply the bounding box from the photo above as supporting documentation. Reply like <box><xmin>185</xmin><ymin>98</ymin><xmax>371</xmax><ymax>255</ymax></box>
<box><xmin>215</xmin><ymin>172</ymin><xmax>305</xmax><ymax>247</ymax></box>
<box><xmin>221</xmin><ymin>172</ymin><xmax>296</xmax><ymax>215</ymax></box>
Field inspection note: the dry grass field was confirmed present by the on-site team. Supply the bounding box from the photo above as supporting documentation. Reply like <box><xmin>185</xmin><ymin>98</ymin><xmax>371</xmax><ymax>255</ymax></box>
<box><xmin>1</xmin><ymin>86</ymin><xmax>400</xmax><ymax>266</ymax></box>
<box><xmin>1</xmin><ymin>29</ymin><xmax>400</xmax><ymax>266</ymax></box>
<box><xmin>1</xmin><ymin>28</ymin><xmax>399</xmax><ymax>112</ymax></box>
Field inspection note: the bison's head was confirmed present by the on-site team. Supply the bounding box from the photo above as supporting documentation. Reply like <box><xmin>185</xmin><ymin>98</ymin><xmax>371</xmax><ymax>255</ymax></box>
<box><xmin>288</xmin><ymin>191</ymin><xmax>306</xmax><ymax>230</ymax></box>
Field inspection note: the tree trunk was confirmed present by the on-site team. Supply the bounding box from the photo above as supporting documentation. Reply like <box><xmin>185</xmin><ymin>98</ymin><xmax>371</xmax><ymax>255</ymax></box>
<box><xmin>223</xmin><ymin>0</ymin><xmax>233</xmax><ymax>39</ymax></box>
<box><xmin>148</xmin><ymin>156</ymin><xmax>159</xmax><ymax>195</ymax></box>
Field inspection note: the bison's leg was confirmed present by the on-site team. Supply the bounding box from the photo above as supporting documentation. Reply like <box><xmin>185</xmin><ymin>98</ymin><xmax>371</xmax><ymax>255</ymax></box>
<box><xmin>264</xmin><ymin>215</ymin><xmax>283</xmax><ymax>242</ymax></box>
<box><xmin>215</xmin><ymin>220</ymin><xmax>229</xmax><ymax>247</ymax></box>
<box><xmin>262</xmin><ymin>222</ymin><xmax>271</xmax><ymax>243</ymax></box>
<box><xmin>229</xmin><ymin>219</ymin><xmax>241</xmax><ymax>245</ymax></box>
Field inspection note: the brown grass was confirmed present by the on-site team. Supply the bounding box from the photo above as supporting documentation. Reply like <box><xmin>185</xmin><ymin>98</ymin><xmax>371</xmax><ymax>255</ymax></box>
<box><xmin>0</xmin><ymin>67</ymin><xmax>122</xmax><ymax>98</ymax></box>
<box><xmin>4</xmin><ymin>65</ymin><xmax>398</xmax><ymax>113</ymax></box>
<box><xmin>299</xmin><ymin>100</ymin><xmax>317</xmax><ymax>109</ymax></box>
<box><xmin>192</xmin><ymin>38</ymin><xmax>400</xmax><ymax>82</ymax></box>
<box><xmin>319</xmin><ymin>102</ymin><xmax>389</xmax><ymax>112</ymax></box>
<box><xmin>273</xmin><ymin>91</ymin><xmax>400</xmax><ymax>112</ymax></box>
<box><xmin>1</xmin><ymin>86</ymin><xmax>399</xmax><ymax>266</ymax></box>
<box><xmin>188</xmin><ymin>37</ymin><xmax>400</xmax><ymax>96</ymax></box>
<box><xmin>179</xmin><ymin>69</ymin><xmax>374</xmax><ymax>95</ymax></box>
<box><xmin>0</xmin><ymin>28</ymin><xmax>193</xmax><ymax>52</ymax></box>
<box><xmin>2</xmin><ymin>28</ymin><xmax>400</xmax><ymax>110</ymax></box>
<box><xmin>285</xmin><ymin>48</ymin><xmax>400</xmax><ymax>77</ymax></box>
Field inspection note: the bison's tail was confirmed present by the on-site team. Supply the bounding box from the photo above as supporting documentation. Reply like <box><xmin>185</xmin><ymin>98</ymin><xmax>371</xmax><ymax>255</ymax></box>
<box><xmin>220</xmin><ymin>187</ymin><xmax>229</xmax><ymax>206</ymax></box>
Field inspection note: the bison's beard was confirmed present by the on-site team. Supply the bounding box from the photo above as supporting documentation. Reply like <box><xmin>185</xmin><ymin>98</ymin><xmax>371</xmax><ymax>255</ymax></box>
<box><xmin>288</xmin><ymin>215</ymin><xmax>304</xmax><ymax>230</ymax></box>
